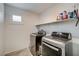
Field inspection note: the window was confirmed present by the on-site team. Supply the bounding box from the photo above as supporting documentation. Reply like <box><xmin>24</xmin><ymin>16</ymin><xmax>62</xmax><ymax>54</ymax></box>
<box><xmin>12</xmin><ymin>15</ymin><xmax>22</xmax><ymax>22</ymax></box>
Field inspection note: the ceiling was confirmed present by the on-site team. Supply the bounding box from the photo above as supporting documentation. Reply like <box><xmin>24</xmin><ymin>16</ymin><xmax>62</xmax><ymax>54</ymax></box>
<box><xmin>6</xmin><ymin>3</ymin><xmax>54</xmax><ymax>14</ymax></box>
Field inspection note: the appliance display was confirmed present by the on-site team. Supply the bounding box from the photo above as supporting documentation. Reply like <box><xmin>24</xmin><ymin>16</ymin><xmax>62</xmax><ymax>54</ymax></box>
<box><xmin>42</xmin><ymin>32</ymin><xmax>72</xmax><ymax>56</ymax></box>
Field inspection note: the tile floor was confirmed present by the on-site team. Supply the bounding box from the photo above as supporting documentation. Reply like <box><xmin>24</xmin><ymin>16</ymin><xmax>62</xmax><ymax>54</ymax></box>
<box><xmin>5</xmin><ymin>48</ymin><xmax>32</xmax><ymax>56</ymax></box>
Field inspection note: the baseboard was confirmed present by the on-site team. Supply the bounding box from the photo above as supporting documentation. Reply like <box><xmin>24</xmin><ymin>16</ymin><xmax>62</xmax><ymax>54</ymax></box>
<box><xmin>4</xmin><ymin>48</ymin><xmax>27</xmax><ymax>55</ymax></box>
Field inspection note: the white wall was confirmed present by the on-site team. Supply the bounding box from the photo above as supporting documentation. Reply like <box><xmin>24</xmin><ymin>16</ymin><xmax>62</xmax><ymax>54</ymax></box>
<box><xmin>39</xmin><ymin>3</ymin><xmax>75</xmax><ymax>24</ymax></box>
<box><xmin>0</xmin><ymin>3</ymin><xmax>4</xmax><ymax>55</ymax></box>
<box><xmin>4</xmin><ymin>5</ymin><xmax>39</xmax><ymax>54</ymax></box>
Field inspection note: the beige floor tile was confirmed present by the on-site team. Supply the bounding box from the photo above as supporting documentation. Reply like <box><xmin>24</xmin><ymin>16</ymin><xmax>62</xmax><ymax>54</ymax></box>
<box><xmin>5</xmin><ymin>48</ymin><xmax>32</xmax><ymax>56</ymax></box>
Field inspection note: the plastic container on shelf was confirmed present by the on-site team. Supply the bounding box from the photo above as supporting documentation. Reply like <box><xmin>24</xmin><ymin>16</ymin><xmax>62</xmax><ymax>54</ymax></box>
<box><xmin>59</xmin><ymin>13</ymin><xmax>64</xmax><ymax>20</ymax></box>
<box><xmin>63</xmin><ymin>11</ymin><xmax>68</xmax><ymax>19</ymax></box>
<box><xmin>56</xmin><ymin>16</ymin><xmax>60</xmax><ymax>20</ymax></box>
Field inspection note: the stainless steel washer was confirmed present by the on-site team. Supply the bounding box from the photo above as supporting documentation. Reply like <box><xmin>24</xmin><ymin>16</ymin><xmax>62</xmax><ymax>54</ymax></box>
<box><xmin>42</xmin><ymin>32</ymin><xmax>72</xmax><ymax>56</ymax></box>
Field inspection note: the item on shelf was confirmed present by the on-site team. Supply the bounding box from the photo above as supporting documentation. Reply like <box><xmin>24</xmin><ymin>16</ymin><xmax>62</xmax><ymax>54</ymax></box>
<box><xmin>74</xmin><ymin>9</ymin><xmax>79</xmax><ymax>27</ymax></box>
<box><xmin>77</xmin><ymin>12</ymin><xmax>79</xmax><ymax>18</ymax></box>
<box><xmin>56</xmin><ymin>16</ymin><xmax>60</xmax><ymax>20</ymax></box>
<box><xmin>73</xmin><ymin>4</ymin><xmax>78</xmax><ymax>17</ymax></box>
<box><xmin>73</xmin><ymin>12</ymin><xmax>77</xmax><ymax>19</ymax></box>
<box><xmin>76</xmin><ymin>9</ymin><xmax>79</xmax><ymax>18</ymax></box>
<box><xmin>63</xmin><ymin>10</ymin><xmax>68</xmax><ymax>19</ymax></box>
<box><xmin>68</xmin><ymin>12</ymin><xmax>74</xmax><ymax>18</ymax></box>
<box><xmin>73</xmin><ymin>4</ymin><xmax>79</xmax><ymax>26</ymax></box>
<box><xmin>73</xmin><ymin>4</ymin><xmax>78</xmax><ymax>19</ymax></box>
<box><xmin>59</xmin><ymin>13</ymin><xmax>64</xmax><ymax>20</ymax></box>
<box><xmin>74</xmin><ymin>9</ymin><xmax>78</xmax><ymax>17</ymax></box>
